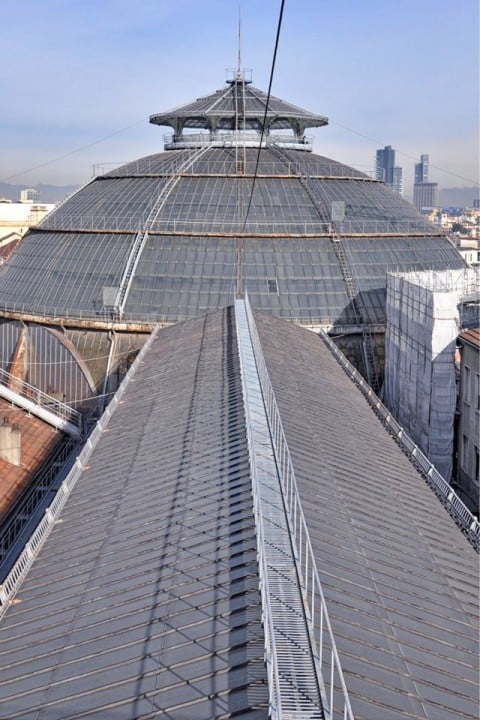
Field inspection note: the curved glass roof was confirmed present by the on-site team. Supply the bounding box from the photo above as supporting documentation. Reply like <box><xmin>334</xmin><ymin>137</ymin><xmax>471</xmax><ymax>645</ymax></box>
<box><xmin>0</xmin><ymin>146</ymin><xmax>465</xmax><ymax>329</ymax></box>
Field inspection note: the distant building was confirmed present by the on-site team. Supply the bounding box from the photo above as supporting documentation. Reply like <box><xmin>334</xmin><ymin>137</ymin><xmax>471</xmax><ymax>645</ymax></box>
<box><xmin>393</xmin><ymin>166</ymin><xmax>403</xmax><ymax>196</ymax></box>
<box><xmin>456</xmin><ymin>328</ymin><xmax>480</xmax><ymax>510</ymax></box>
<box><xmin>375</xmin><ymin>145</ymin><xmax>395</xmax><ymax>184</ymax></box>
<box><xmin>20</xmin><ymin>188</ymin><xmax>39</xmax><ymax>204</ymax></box>
<box><xmin>413</xmin><ymin>154</ymin><xmax>438</xmax><ymax>209</ymax></box>
<box><xmin>415</xmin><ymin>154</ymin><xmax>429</xmax><ymax>183</ymax></box>
<box><xmin>0</xmin><ymin>202</ymin><xmax>55</xmax><ymax>244</ymax></box>
<box><xmin>453</xmin><ymin>238</ymin><xmax>479</xmax><ymax>266</ymax></box>
<box><xmin>413</xmin><ymin>181</ymin><xmax>438</xmax><ymax>209</ymax></box>
<box><xmin>375</xmin><ymin>146</ymin><xmax>403</xmax><ymax>194</ymax></box>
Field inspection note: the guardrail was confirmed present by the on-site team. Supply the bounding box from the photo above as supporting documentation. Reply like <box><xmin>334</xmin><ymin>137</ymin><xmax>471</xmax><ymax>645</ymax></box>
<box><xmin>0</xmin><ymin>300</ymin><xmax>376</xmax><ymax>334</ymax></box>
<box><xmin>38</xmin><ymin>214</ymin><xmax>437</xmax><ymax>236</ymax></box>
<box><xmin>93</xmin><ymin>157</ymin><xmax>375</xmax><ymax>180</ymax></box>
<box><xmin>318</xmin><ymin>328</ymin><xmax>480</xmax><ymax>549</ymax></box>
<box><xmin>240</xmin><ymin>295</ymin><xmax>355</xmax><ymax>720</ymax></box>
<box><xmin>0</xmin><ymin>436</ymin><xmax>80</xmax><ymax>569</ymax></box>
<box><xmin>0</xmin><ymin>324</ymin><xmax>157</xmax><ymax>617</ymax></box>
<box><xmin>0</xmin><ymin>368</ymin><xmax>83</xmax><ymax>436</ymax></box>
<box><xmin>163</xmin><ymin>131</ymin><xmax>314</xmax><ymax>150</ymax></box>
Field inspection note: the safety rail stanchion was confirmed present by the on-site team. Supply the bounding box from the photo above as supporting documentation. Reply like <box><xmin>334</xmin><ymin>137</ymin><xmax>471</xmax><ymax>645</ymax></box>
<box><xmin>317</xmin><ymin>328</ymin><xmax>480</xmax><ymax>549</ymax></box>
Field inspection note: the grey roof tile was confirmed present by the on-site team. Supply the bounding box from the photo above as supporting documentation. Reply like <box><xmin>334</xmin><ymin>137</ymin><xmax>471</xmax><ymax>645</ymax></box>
<box><xmin>0</xmin><ymin>308</ymin><xmax>268</xmax><ymax>719</ymax></box>
<box><xmin>254</xmin><ymin>308</ymin><xmax>479</xmax><ymax>720</ymax></box>
<box><xmin>1</xmin><ymin>305</ymin><xmax>478</xmax><ymax>719</ymax></box>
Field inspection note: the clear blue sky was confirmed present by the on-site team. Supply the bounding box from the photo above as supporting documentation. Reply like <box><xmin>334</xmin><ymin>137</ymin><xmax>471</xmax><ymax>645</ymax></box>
<box><xmin>1</xmin><ymin>0</ymin><xmax>478</xmax><ymax>196</ymax></box>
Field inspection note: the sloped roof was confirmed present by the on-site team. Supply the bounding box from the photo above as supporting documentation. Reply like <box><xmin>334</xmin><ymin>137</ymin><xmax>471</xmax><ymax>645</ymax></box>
<box><xmin>150</xmin><ymin>81</ymin><xmax>328</xmax><ymax>131</ymax></box>
<box><xmin>459</xmin><ymin>327</ymin><xmax>480</xmax><ymax>348</ymax></box>
<box><xmin>0</xmin><ymin>308</ymin><xmax>268</xmax><ymax>719</ymax></box>
<box><xmin>0</xmin><ymin>306</ymin><xmax>477</xmax><ymax>719</ymax></box>
<box><xmin>255</xmin><ymin>310</ymin><xmax>479</xmax><ymax>720</ymax></box>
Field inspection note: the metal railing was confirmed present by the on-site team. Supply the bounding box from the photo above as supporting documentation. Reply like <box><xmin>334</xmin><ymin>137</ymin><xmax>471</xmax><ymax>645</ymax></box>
<box><xmin>93</xmin><ymin>157</ymin><xmax>375</xmax><ymax>180</ymax></box>
<box><xmin>0</xmin><ymin>436</ymin><xmax>80</xmax><ymax>570</ymax></box>
<box><xmin>319</xmin><ymin>328</ymin><xmax>480</xmax><ymax>549</ymax></box>
<box><xmin>38</xmin><ymin>214</ymin><xmax>438</xmax><ymax>236</ymax></box>
<box><xmin>0</xmin><ymin>299</ymin><xmax>376</xmax><ymax>334</ymax></box>
<box><xmin>163</xmin><ymin>131</ymin><xmax>314</xmax><ymax>151</ymax></box>
<box><xmin>0</xmin><ymin>323</ymin><xmax>158</xmax><ymax>617</ymax></box>
<box><xmin>0</xmin><ymin>368</ymin><xmax>83</xmax><ymax>436</ymax></box>
<box><xmin>237</xmin><ymin>296</ymin><xmax>355</xmax><ymax>719</ymax></box>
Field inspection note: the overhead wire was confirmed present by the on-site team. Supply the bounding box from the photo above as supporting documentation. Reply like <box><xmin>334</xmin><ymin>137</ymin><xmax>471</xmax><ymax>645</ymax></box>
<box><xmin>0</xmin><ymin>118</ymin><xmax>148</xmax><ymax>183</ymax></box>
<box><xmin>327</xmin><ymin>118</ymin><xmax>479</xmax><ymax>186</ymax></box>
<box><xmin>241</xmin><ymin>0</ymin><xmax>286</xmax><ymax>232</ymax></box>
<box><xmin>5</xmin><ymin>346</ymin><xmax>140</xmax><ymax>367</ymax></box>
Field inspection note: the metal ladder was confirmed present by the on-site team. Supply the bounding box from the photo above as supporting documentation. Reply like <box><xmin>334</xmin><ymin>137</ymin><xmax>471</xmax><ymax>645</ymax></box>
<box><xmin>146</xmin><ymin>144</ymin><xmax>211</xmax><ymax>230</ymax></box>
<box><xmin>270</xmin><ymin>143</ymin><xmax>380</xmax><ymax>391</ymax></box>
<box><xmin>102</xmin><ymin>144</ymin><xmax>211</xmax><ymax>319</ymax></box>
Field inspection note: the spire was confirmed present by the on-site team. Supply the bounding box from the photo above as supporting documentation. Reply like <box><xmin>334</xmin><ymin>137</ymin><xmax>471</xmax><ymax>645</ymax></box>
<box><xmin>237</xmin><ymin>6</ymin><xmax>242</xmax><ymax>81</ymax></box>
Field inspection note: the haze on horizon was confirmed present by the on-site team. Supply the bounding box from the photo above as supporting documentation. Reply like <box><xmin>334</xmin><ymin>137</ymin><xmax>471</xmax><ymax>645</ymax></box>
<box><xmin>1</xmin><ymin>0</ymin><xmax>478</xmax><ymax>196</ymax></box>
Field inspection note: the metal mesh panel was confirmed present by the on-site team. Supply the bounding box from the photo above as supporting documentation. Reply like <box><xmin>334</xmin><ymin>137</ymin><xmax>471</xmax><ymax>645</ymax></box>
<box><xmin>0</xmin><ymin>232</ymin><xmax>133</xmax><ymax>317</ymax></box>
<box><xmin>42</xmin><ymin>177</ymin><xmax>170</xmax><ymax>231</ymax></box>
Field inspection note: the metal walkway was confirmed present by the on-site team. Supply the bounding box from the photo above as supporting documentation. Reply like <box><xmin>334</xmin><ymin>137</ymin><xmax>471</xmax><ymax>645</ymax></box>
<box><xmin>235</xmin><ymin>296</ymin><xmax>354</xmax><ymax>720</ymax></box>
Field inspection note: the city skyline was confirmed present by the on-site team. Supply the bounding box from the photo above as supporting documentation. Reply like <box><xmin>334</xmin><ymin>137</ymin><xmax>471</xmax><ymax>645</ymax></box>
<box><xmin>1</xmin><ymin>0</ymin><xmax>478</xmax><ymax>194</ymax></box>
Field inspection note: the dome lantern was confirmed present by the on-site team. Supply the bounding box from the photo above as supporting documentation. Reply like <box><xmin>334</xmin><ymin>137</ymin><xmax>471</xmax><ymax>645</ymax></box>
<box><xmin>149</xmin><ymin>72</ymin><xmax>328</xmax><ymax>151</ymax></box>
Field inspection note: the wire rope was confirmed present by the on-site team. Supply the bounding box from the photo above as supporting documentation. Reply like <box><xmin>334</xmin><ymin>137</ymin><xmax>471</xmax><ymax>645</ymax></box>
<box><xmin>0</xmin><ymin>119</ymin><xmax>147</xmax><ymax>183</ymax></box>
<box><xmin>328</xmin><ymin>118</ymin><xmax>479</xmax><ymax>186</ymax></box>
<box><xmin>241</xmin><ymin>0</ymin><xmax>286</xmax><ymax>232</ymax></box>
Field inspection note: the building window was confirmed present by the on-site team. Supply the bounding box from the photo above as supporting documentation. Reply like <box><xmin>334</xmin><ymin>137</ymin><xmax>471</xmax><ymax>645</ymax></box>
<box><xmin>475</xmin><ymin>446</ymin><xmax>479</xmax><ymax>483</ymax></box>
<box><xmin>462</xmin><ymin>434</ymin><xmax>469</xmax><ymax>471</ymax></box>
<box><xmin>463</xmin><ymin>365</ymin><xmax>471</xmax><ymax>404</ymax></box>
<box><xmin>267</xmin><ymin>278</ymin><xmax>278</xmax><ymax>294</ymax></box>
<box><xmin>475</xmin><ymin>373</ymin><xmax>480</xmax><ymax>412</ymax></box>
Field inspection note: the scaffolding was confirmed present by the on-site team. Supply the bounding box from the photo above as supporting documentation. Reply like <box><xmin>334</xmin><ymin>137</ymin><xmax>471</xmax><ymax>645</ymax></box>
<box><xmin>384</xmin><ymin>268</ymin><xmax>480</xmax><ymax>481</ymax></box>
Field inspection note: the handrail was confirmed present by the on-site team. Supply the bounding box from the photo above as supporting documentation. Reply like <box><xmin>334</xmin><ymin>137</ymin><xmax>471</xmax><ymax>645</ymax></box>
<box><xmin>318</xmin><ymin>328</ymin><xmax>480</xmax><ymax>549</ymax></box>
<box><xmin>0</xmin><ymin>300</ymin><xmax>382</xmax><ymax>334</ymax></box>
<box><xmin>163</xmin><ymin>131</ymin><xmax>314</xmax><ymax>152</ymax></box>
<box><xmin>92</xmin><ymin>158</ymin><xmax>375</xmax><ymax>180</ymax></box>
<box><xmin>0</xmin><ymin>436</ymin><xmax>80</xmax><ymax>570</ymax></box>
<box><xmin>239</xmin><ymin>295</ymin><xmax>355</xmax><ymax>720</ymax></box>
<box><xmin>236</xmin><ymin>298</ymin><xmax>325</xmax><ymax>718</ymax></box>
<box><xmin>38</xmin><ymin>214</ymin><xmax>436</xmax><ymax>236</ymax></box>
<box><xmin>0</xmin><ymin>368</ymin><xmax>83</xmax><ymax>436</ymax></box>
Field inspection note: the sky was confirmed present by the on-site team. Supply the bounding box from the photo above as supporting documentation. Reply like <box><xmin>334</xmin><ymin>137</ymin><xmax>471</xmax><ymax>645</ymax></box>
<box><xmin>1</xmin><ymin>0</ymin><xmax>478</xmax><ymax>197</ymax></box>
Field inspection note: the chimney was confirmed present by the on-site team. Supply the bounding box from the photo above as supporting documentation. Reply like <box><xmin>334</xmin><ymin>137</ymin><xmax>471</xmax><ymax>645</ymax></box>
<box><xmin>0</xmin><ymin>418</ymin><xmax>21</xmax><ymax>467</ymax></box>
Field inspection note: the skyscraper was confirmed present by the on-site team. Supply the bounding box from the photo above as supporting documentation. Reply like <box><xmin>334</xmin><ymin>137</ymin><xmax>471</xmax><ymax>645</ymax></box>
<box><xmin>375</xmin><ymin>145</ymin><xmax>395</xmax><ymax>184</ymax></box>
<box><xmin>413</xmin><ymin>153</ymin><xmax>438</xmax><ymax>209</ymax></box>
<box><xmin>393</xmin><ymin>165</ymin><xmax>404</xmax><ymax>196</ymax></box>
<box><xmin>415</xmin><ymin>154</ymin><xmax>429</xmax><ymax>183</ymax></box>
<box><xmin>375</xmin><ymin>145</ymin><xmax>403</xmax><ymax>194</ymax></box>
<box><xmin>413</xmin><ymin>182</ymin><xmax>438</xmax><ymax>209</ymax></box>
